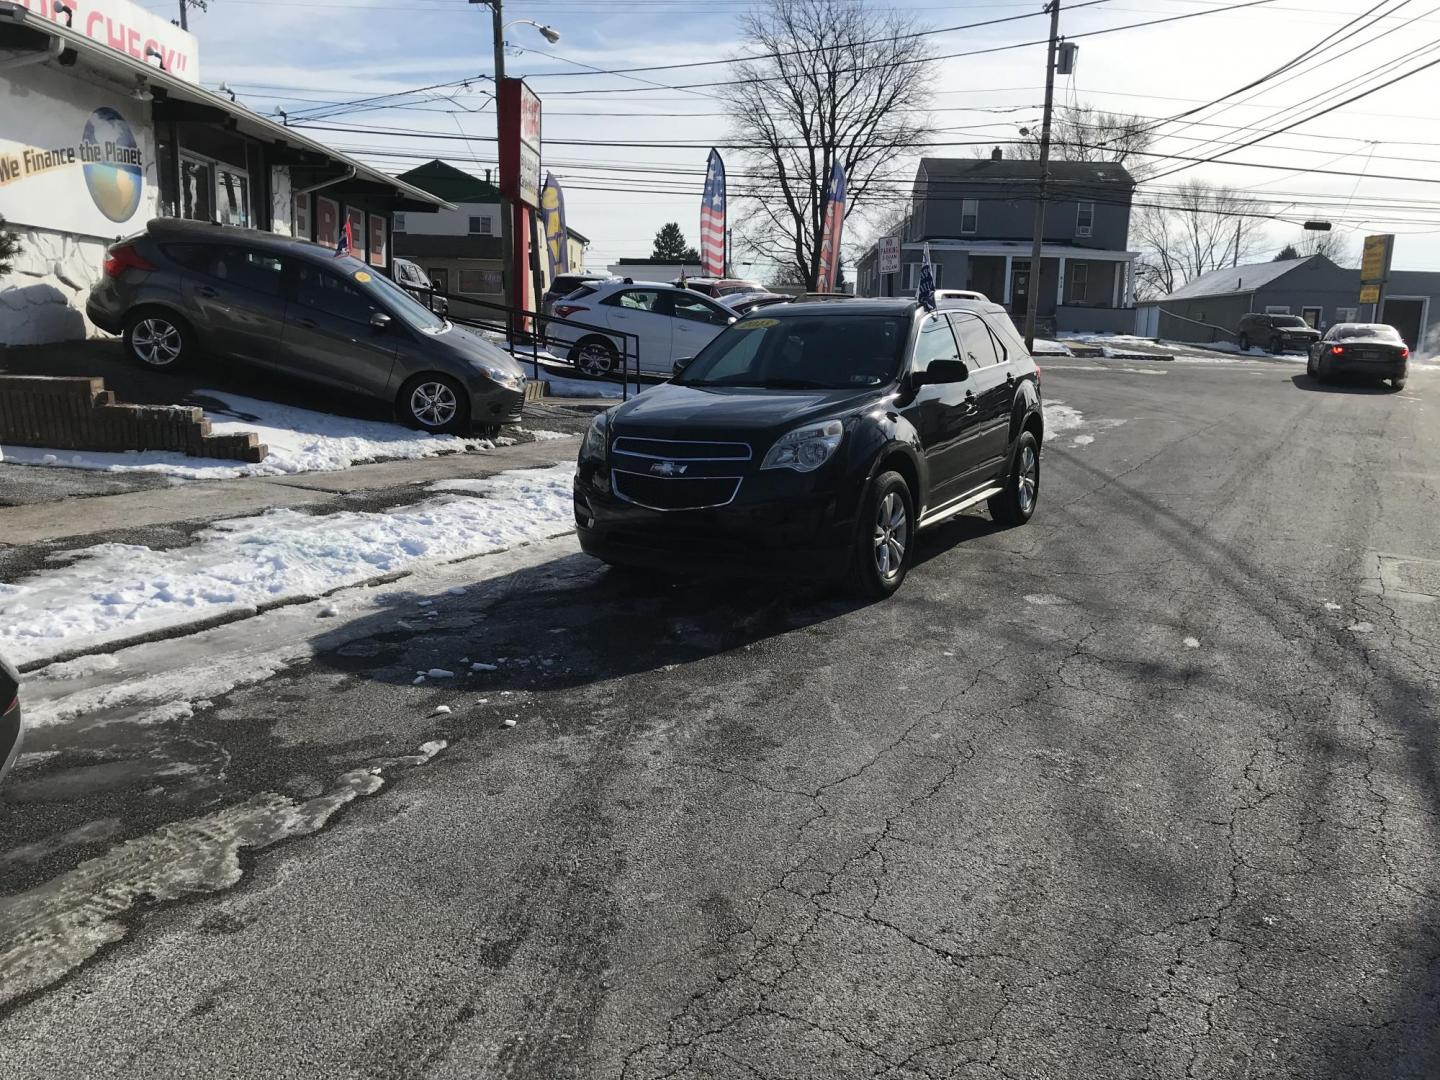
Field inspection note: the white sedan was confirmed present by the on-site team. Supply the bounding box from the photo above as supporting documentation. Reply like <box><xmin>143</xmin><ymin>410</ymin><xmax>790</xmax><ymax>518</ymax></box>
<box><xmin>545</xmin><ymin>279</ymin><xmax>737</xmax><ymax>376</ymax></box>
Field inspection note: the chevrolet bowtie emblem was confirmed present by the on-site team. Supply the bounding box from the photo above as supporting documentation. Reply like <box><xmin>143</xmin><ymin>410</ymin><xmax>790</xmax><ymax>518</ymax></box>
<box><xmin>650</xmin><ymin>460</ymin><xmax>687</xmax><ymax>477</ymax></box>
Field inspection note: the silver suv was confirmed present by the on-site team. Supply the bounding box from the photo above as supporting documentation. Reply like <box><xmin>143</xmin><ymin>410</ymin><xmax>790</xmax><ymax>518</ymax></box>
<box><xmin>86</xmin><ymin>220</ymin><xmax>526</xmax><ymax>435</ymax></box>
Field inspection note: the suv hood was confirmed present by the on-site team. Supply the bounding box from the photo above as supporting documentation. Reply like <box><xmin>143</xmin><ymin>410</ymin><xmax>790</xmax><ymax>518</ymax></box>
<box><xmin>611</xmin><ymin>381</ymin><xmax>884</xmax><ymax>440</ymax></box>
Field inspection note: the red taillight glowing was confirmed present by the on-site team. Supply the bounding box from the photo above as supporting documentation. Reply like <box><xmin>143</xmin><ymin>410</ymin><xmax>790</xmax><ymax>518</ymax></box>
<box><xmin>1330</xmin><ymin>345</ymin><xmax>1345</xmax><ymax>355</ymax></box>
<box><xmin>554</xmin><ymin>304</ymin><xmax>589</xmax><ymax>319</ymax></box>
<box><xmin>103</xmin><ymin>245</ymin><xmax>155</xmax><ymax>278</ymax></box>
<box><xmin>1401</xmin><ymin>346</ymin><xmax>1410</xmax><ymax>358</ymax></box>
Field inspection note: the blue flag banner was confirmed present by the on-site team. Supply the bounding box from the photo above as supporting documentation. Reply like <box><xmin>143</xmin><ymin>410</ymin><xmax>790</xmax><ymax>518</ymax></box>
<box><xmin>918</xmin><ymin>242</ymin><xmax>936</xmax><ymax>311</ymax></box>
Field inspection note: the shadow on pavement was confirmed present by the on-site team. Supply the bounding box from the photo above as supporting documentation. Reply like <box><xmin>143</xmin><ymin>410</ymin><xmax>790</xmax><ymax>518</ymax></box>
<box><xmin>1290</xmin><ymin>372</ymin><xmax>1403</xmax><ymax>395</ymax></box>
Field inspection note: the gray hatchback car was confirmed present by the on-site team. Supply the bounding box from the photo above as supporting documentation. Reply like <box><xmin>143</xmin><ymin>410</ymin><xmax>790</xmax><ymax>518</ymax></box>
<box><xmin>87</xmin><ymin>220</ymin><xmax>526</xmax><ymax>435</ymax></box>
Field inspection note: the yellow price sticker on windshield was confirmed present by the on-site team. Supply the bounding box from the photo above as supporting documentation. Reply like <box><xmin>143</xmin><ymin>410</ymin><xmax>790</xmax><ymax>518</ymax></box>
<box><xmin>354</xmin><ymin>271</ymin><xmax>372</xmax><ymax>283</ymax></box>
<box><xmin>740</xmin><ymin>318</ymin><xmax>778</xmax><ymax>328</ymax></box>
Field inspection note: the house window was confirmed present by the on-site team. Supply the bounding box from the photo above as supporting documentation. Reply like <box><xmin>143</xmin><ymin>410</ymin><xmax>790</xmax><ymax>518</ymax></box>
<box><xmin>1336</xmin><ymin>307</ymin><xmax>1357</xmax><ymax>322</ymax></box>
<box><xmin>459</xmin><ymin>268</ymin><xmax>503</xmax><ymax>294</ymax></box>
<box><xmin>960</xmin><ymin>199</ymin><xmax>978</xmax><ymax>235</ymax></box>
<box><xmin>1076</xmin><ymin>202</ymin><xmax>1094</xmax><ymax>238</ymax></box>
<box><xmin>215</xmin><ymin>166</ymin><xmax>251</xmax><ymax>228</ymax></box>
<box><xmin>179</xmin><ymin>154</ymin><xmax>214</xmax><ymax>222</ymax></box>
<box><xmin>469</xmin><ymin>215</ymin><xmax>493</xmax><ymax>235</ymax></box>
<box><xmin>1265</xmin><ymin>305</ymin><xmax>1291</xmax><ymax>314</ymax></box>
<box><xmin>429</xmin><ymin>268</ymin><xmax>449</xmax><ymax>293</ymax></box>
<box><xmin>393</xmin><ymin>212</ymin><xmax>406</xmax><ymax>232</ymax></box>
<box><xmin>1069</xmin><ymin>262</ymin><xmax>1089</xmax><ymax>304</ymax></box>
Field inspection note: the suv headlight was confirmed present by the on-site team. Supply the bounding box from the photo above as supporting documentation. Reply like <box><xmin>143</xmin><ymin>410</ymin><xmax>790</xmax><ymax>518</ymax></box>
<box><xmin>761</xmin><ymin>419</ymin><xmax>844</xmax><ymax>473</ymax></box>
<box><xmin>581</xmin><ymin>410</ymin><xmax>609</xmax><ymax>461</ymax></box>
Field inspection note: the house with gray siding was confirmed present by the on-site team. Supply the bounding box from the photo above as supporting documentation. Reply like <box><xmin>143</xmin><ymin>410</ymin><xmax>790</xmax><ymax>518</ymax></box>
<box><xmin>855</xmin><ymin>151</ymin><xmax>1140</xmax><ymax>333</ymax></box>
<box><xmin>1136</xmin><ymin>253</ymin><xmax>1436</xmax><ymax>353</ymax></box>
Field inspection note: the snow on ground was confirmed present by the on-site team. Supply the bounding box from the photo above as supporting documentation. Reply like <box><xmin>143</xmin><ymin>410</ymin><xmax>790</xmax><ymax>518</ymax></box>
<box><xmin>1044</xmin><ymin>401</ymin><xmax>1085</xmax><ymax>434</ymax></box>
<box><xmin>0</xmin><ymin>391</ymin><xmax>491</xmax><ymax>481</ymax></box>
<box><xmin>0</xmin><ymin>464</ymin><xmax>576</xmax><ymax>666</ymax></box>
<box><xmin>525</xmin><ymin>429</ymin><xmax>574</xmax><ymax>440</ymax></box>
<box><xmin>1031</xmin><ymin>338</ymin><xmax>1074</xmax><ymax>357</ymax></box>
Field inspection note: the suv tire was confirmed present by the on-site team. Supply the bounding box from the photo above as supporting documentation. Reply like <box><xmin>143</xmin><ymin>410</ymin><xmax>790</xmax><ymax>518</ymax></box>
<box><xmin>1237</xmin><ymin>332</ymin><xmax>1250</xmax><ymax>352</ymax></box>
<box><xmin>1269</xmin><ymin>335</ymin><xmax>1283</xmax><ymax>354</ymax></box>
<box><xmin>1392</xmin><ymin>377</ymin><xmax>1407</xmax><ymax>391</ymax></box>
<box><xmin>399</xmin><ymin>374</ymin><xmax>470</xmax><ymax>434</ymax></box>
<box><xmin>124</xmin><ymin>309</ymin><xmax>193</xmax><ymax>369</ymax></box>
<box><xmin>989</xmin><ymin>430</ymin><xmax>1040</xmax><ymax>528</ymax></box>
<box><xmin>847</xmin><ymin>470</ymin><xmax>913</xmax><ymax>600</ymax></box>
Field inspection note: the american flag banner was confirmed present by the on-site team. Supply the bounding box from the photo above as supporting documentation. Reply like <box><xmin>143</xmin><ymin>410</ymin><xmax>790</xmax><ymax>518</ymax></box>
<box><xmin>700</xmin><ymin>149</ymin><xmax>726</xmax><ymax>277</ymax></box>
<box><xmin>816</xmin><ymin>160</ymin><xmax>846</xmax><ymax>292</ymax></box>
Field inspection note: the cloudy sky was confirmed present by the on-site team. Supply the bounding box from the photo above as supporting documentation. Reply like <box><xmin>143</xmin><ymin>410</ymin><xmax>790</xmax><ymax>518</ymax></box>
<box><xmin>141</xmin><ymin>0</ymin><xmax>1440</xmax><ymax>278</ymax></box>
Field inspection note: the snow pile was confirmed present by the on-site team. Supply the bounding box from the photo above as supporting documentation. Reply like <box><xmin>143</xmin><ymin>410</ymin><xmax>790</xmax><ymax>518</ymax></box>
<box><xmin>0</xmin><ymin>465</ymin><xmax>577</xmax><ymax>665</ymax></box>
<box><xmin>1031</xmin><ymin>338</ymin><xmax>1074</xmax><ymax>357</ymax></box>
<box><xmin>1044</xmin><ymin>401</ymin><xmax>1085</xmax><ymax>435</ymax></box>
<box><xmin>0</xmin><ymin>390</ymin><xmax>491</xmax><ymax>480</ymax></box>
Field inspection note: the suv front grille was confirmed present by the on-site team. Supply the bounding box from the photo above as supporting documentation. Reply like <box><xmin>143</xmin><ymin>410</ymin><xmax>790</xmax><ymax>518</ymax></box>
<box><xmin>612</xmin><ymin>471</ymin><xmax>741</xmax><ymax>511</ymax></box>
<box><xmin>613</xmin><ymin>437</ymin><xmax>752</xmax><ymax>462</ymax></box>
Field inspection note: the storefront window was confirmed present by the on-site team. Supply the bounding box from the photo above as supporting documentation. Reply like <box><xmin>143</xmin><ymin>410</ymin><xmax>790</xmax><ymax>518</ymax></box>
<box><xmin>347</xmin><ymin>207</ymin><xmax>366</xmax><ymax>257</ymax></box>
<box><xmin>293</xmin><ymin>194</ymin><xmax>311</xmax><ymax>241</ymax></box>
<box><xmin>368</xmin><ymin>214</ymin><xmax>387</xmax><ymax>267</ymax></box>
<box><xmin>316</xmin><ymin>197</ymin><xmax>339</xmax><ymax>248</ymax></box>
<box><xmin>459</xmin><ymin>269</ymin><xmax>502</xmax><ymax>294</ymax></box>
<box><xmin>180</xmin><ymin>155</ymin><xmax>214</xmax><ymax>222</ymax></box>
<box><xmin>216</xmin><ymin>167</ymin><xmax>250</xmax><ymax>228</ymax></box>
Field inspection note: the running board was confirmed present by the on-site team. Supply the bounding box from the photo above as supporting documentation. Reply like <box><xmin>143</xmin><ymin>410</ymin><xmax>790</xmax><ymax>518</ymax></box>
<box><xmin>918</xmin><ymin>486</ymin><xmax>1003</xmax><ymax>530</ymax></box>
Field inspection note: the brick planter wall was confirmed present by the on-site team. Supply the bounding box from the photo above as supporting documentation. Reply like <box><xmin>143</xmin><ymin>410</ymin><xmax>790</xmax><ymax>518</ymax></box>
<box><xmin>0</xmin><ymin>376</ymin><xmax>267</xmax><ymax>463</ymax></box>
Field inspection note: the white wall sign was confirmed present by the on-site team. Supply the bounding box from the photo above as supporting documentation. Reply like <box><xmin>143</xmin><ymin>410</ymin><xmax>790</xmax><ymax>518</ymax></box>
<box><xmin>12</xmin><ymin>0</ymin><xmax>200</xmax><ymax>82</ymax></box>
<box><xmin>0</xmin><ymin>63</ymin><xmax>156</xmax><ymax>238</ymax></box>
<box><xmin>879</xmin><ymin>234</ymin><xmax>901</xmax><ymax>275</ymax></box>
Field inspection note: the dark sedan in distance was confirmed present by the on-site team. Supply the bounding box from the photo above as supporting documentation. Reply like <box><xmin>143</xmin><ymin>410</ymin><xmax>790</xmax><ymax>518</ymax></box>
<box><xmin>1308</xmin><ymin>323</ymin><xmax>1410</xmax><ymax>390</ymax></box>
<box><xmin>86</xmin><ymin>220</ymin><xmax>527</xmax><ymax>435</ymax></box>
<box><xmin>1</xmin><ymin>652</ymin><xmax>22</xmax><ymax>787</ymax></box>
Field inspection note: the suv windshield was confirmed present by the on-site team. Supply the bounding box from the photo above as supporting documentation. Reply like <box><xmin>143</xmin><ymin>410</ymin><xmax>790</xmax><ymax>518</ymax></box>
<box><xmin>1271</xmin><ymin>316</ymin><xmax>1308</xmax><ymax>328</ymax></box>
<box><xmin>338</xmin><ymin>256</ymin><xmax>446</xmax><ymax>332</ymax></box>
<box><xmin>678</xmin><ymin>314</ymin><xmax>908</xmax><ymax>389</ymax></box>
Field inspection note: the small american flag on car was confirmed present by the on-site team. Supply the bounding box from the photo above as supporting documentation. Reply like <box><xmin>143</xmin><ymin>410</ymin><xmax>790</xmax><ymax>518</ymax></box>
<box><xmin>700</xmin><ymin>149</ymin><xmax>726</xmax><ymax>277</ymax></box>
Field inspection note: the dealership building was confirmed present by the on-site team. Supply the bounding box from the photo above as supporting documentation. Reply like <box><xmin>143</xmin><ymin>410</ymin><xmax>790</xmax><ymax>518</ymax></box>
<box><xmin>0</xmin><ymin>0</ymin><xmax>451</xmax><ymax>345</ymax></box>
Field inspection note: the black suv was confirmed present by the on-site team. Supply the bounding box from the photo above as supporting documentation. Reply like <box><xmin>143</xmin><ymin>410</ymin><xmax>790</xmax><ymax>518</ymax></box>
<box><xmin>573</xmin><ymin>299</ymin><xmax>1044</xmax><ymax>598</ymax></box>
<box><xmin>1237</xmin><ymin>312</ymin><xmax>1320</xmax><ymax>354</ymax></box>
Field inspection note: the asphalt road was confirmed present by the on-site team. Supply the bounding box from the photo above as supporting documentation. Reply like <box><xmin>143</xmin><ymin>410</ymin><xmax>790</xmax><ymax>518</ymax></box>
<box><xmin>3</xmin><ymin>355</ymin><xmax>1439</xmax><ymax>1079</ymax></box>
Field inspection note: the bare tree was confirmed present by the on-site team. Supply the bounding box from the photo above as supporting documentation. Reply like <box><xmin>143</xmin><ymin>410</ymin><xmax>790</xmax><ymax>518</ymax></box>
<box><xmin>1298</xmin><ymin>229</ymin><xmax>1355</xmax><ymax>266</ymax></box>
<box><xmin>1131</xmin><ymin>181</ymin><xmax>1269</xmax><ymax>299</ymax></box>
<box><xmin>1013</xmin><ymin>104</ymin><xmax>1155</xmax><ymax>177</ymax></box>
<box><xmin>719</xmin><ymin>0</ymin><xmax>933</xmax><ymax>288</ymax></box>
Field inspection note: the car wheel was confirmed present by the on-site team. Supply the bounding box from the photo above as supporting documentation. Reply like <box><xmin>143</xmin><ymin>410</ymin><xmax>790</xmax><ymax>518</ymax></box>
<box><xmin>571</xmin><ymin>337</ymin><xmax>618</xmax><ymax>377</ymax></box>
<box><xmin>1237</xmin><ymin>332</ymin><xmax>1250</xmax><ymax>352</ymax></box>
<box><xmin>124</xmin><ymin>310</ymin><xmax>192</xmax><ymax>369</ymax></box>
<box><xmin>847</xmin><ymin>470</ymin><xmax>913</xmax><ymax>600</ymax></box>
<box><xmin>989</xmin><ymin>430</ymin><xmax>1041</xmax><ymax>528</ymax></box>
<box><xmin>1306</xmin><ymin>352</ymin><xmax>1316</xmax><ymax>377</ymax></box>
<box><xmin>1269</xmin><ymin>336</ymin><xmax>1283</xmax><ymax>355</ymax></box>
<box><xmin>1392</xmin><ymin>377</ymin><xmax>1407</xmax><ymax>391</ymax></box>
<box><xmin>399</xmin><ymin>374</ymin><xmax>469</xmax><ymax>434</ymax></box>
<box><xmin>1315</xmin><ymin>355</ymin><xmax>1330</xmax><ymax>383</ymax></box>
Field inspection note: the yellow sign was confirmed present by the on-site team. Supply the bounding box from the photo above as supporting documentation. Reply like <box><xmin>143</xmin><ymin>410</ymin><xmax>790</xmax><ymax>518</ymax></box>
<box><xmin>739</xmin><ymin>318</ymin><xmax>778</xmax><ymax>329</ymax></box>
<box><xmin>354</xmin><ymin>271</ymin><xmax>372</xmax><ymax>284</ymax></box>
<box><xmin>1360</xmin><ymin>234</ymin><xmax>1393</xmax><ymax>284</ymax></box>
<box><xmin>1359</xmin><ymin>284</ymin><xmax>1380</xmax><ymax>304</ymax></box>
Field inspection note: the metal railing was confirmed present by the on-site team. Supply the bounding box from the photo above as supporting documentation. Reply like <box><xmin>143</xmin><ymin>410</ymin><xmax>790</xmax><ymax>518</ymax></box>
<box><xmin>404</xmin><ymin>287</ymin><xmax>644</xmax><ymax>401</ymax></box>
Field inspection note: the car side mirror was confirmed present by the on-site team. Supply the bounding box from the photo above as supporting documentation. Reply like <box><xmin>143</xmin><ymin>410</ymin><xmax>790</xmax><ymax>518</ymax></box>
<box><xmin>727</xmin><ymin>316</ymin><xmax>737</xmax><ymax>325</ymax></box>
<box><xmin>370</xmin><ymin>311</ymin><xmax>393</xmax><ymax>331</ymax></box>
<box><xmin>916</xmin><ymin>358</ymin><xmax>968</xmax><ymax>386</ymax></box>
<box><xmin>672</xmin><ymin>356</ymin><xmax>695</xmax><ymax>378</ymax></box>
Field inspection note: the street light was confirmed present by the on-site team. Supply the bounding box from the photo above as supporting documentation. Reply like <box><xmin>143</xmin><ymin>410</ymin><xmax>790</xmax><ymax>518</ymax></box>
<box><xmin>469</xmin><ymin>1</ymin><xmax>560</xmax><ymax>323</ymax></box>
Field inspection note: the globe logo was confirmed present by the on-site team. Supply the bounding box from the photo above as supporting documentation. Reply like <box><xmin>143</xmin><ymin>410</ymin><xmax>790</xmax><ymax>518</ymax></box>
<box><xmin>81</xmin><ymin>107</ymin><xmax>144</xmax><ymax>223</ymax></box>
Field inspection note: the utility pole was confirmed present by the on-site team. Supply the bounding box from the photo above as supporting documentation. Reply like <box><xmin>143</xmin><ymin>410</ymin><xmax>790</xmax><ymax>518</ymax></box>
<box><xmin>178</xmin><ymin>0</ymin><xmax>187</xmax><ymax>30</ymax></box>
<box><xmin>1022</xmin><ymin>0</ymin><xmax>1061</xmax><ymax>353</ymax></box>
<box><xmin>1231</xmin><ymin>219</ymin><xmax>1241</xmax><ymax>267</ymax></box>
<box><xmin>469</xmin><ymin>1</ymin><xmax>515</xmax><ymax>323</ymax></box>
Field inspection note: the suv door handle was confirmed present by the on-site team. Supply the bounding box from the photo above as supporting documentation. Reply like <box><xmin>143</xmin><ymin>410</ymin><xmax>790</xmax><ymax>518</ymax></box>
<box><xmin>294</xmin><ymin>317</ymin><xmax>318</xmax><ymax>329</ymax></box>
<box><xmin>1006</xmin><ymin>371</ymin><xmax>1016</xmax><ymax>385</ymax></box>
<box><xmin>196</xmin><ymin>285</ymin><xmax>218</xmax><ymax>298</ymax></box>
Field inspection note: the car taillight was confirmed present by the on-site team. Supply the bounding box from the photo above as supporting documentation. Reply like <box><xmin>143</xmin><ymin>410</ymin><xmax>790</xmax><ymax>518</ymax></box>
<box><xmin>554</xmin><ymin>304</ymin><xmax>589</xmax><ymax>319</ymax></box>
<box><xmin>1034</xmin><ymin>363</ymin><xmax>1042</xmax><ymax>383</ymax></box>
<box><xmin>1400</xmin><ymin>346</ymin><xmax>1410</xmax><ymax>358</ymax></box>
<box><xmin>103</xmin><ymin>244</ymin><xmax>155</xmax><ymax>277</ymax></box>
<box><xmin>1330</xmin><ymin>345</ymin><xmax>1345</xmax><ymax>355</ymax></box>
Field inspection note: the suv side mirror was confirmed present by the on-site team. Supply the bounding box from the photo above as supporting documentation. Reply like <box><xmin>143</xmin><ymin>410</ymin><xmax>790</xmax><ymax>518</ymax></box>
<box><xmin>915</xmin><ymin>358</ymin><xmax>968</xmax><ymax>386</ymax></box>
<box><xmin>370</xmin><ymin>311</ymin><xmax>393</xmax><ymax>331</ymax></box>
<box><xmin>672</xmin><ymin>356</ymin><xmax>695</xmax><ymax>378</ymax></box>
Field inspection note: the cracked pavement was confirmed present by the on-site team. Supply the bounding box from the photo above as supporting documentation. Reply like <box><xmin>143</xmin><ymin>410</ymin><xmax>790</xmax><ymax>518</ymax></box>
<box><xmin>1</xmin><ymin>358</ymin><xmax>1438</xmax><ymax>1079</ymax></box>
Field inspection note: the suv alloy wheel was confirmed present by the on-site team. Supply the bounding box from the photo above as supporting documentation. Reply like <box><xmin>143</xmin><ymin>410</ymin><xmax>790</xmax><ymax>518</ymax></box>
<box><xmin>849</xmin><ymin>471</ymin><xmax>913</xmax><ymax>599</ymax></box>
<box><xmin>125</xmin><ymin>310</ymin><xmax>192</xmax><ymax>368</ymax></box>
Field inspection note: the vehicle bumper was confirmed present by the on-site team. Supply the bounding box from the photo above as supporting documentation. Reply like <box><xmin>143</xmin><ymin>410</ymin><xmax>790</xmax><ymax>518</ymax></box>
<box><xmin>572</xmin><ymin>469</ymin><xmax>856</xmax><ymax>579</ymax></box>
<box><xmin>1328</xmin><ymin>358</ymin><xmax>1408</xmax><ymax>379</ymax></box>
<box><xmin>84</xmin><ymin>285</ymin><xmax>125</xmax><ymax>335</ymax></box>
<box><xmin>463</xmin><ymin>376</ymin><xmax>527</xmax><ymax>427</ymax></box>
<box><xmin>0</xmin><ymin>700</ymin><xmax>23</xmax><ymax>786</ymax></box>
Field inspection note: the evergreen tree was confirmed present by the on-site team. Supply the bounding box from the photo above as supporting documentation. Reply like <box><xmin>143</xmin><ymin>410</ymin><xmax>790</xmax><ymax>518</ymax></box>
<box><xmin>651</xmin><ymin>222</ymin><xmax>700</xmax><ymax>262</ymax></box>
<box><xmin>1273</xmin><ymin>243</ymin><xmax>1300</xmax><ymax>261</ymax></box>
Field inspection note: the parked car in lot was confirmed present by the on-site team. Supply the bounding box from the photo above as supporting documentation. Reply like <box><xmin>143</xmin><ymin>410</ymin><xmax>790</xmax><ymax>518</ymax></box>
<box><xmin>86</xmin><ymin>220</ymin><xmax>526</xmax><ymax>435</ymax></box>
<box><xmin>935</xmin><ymin>288</ymin><xmax>990</xmax><ymax>302</ymax></box>
<box><xmin>542</xmin><ymin>271</ymin><xmax>611</xmax><ymax>315</ymax></box>
<box><xmin>1307</xmin><ymin>323</ymin><xmax>1410</xmax><ymax>389</ymax></box>
<box><xmin>1237</xmin><ymin>312</ymin><xmax>1320</xmax><ymax>353</ymax></box>
<box><xmin>391</xmin><ymin>257</ymin><xmax>448</xmax><ymax>315</ymax></box>
<box><xmin>725</xmin><ymin>291</ymin><xmax>791</xmax><ymax>316</ymax></box>
<box><xmin>548</xmin><ymin>279</ymin><xmax>737</xmax><ymax>376</ymax></box>
<box><xmin>1</xmin><ymin>651</ymin><xmax>22</xmax><ymax>787</ymax></box>
<box><xmin>574</xmin><ymin>297</ymin><xmax>1043</xmax><ymax>598</ymax></box>
<box><xmin>674</xmin><ymin>277</ymin><xmax>764</xmax><ymax>298</ymax></box>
